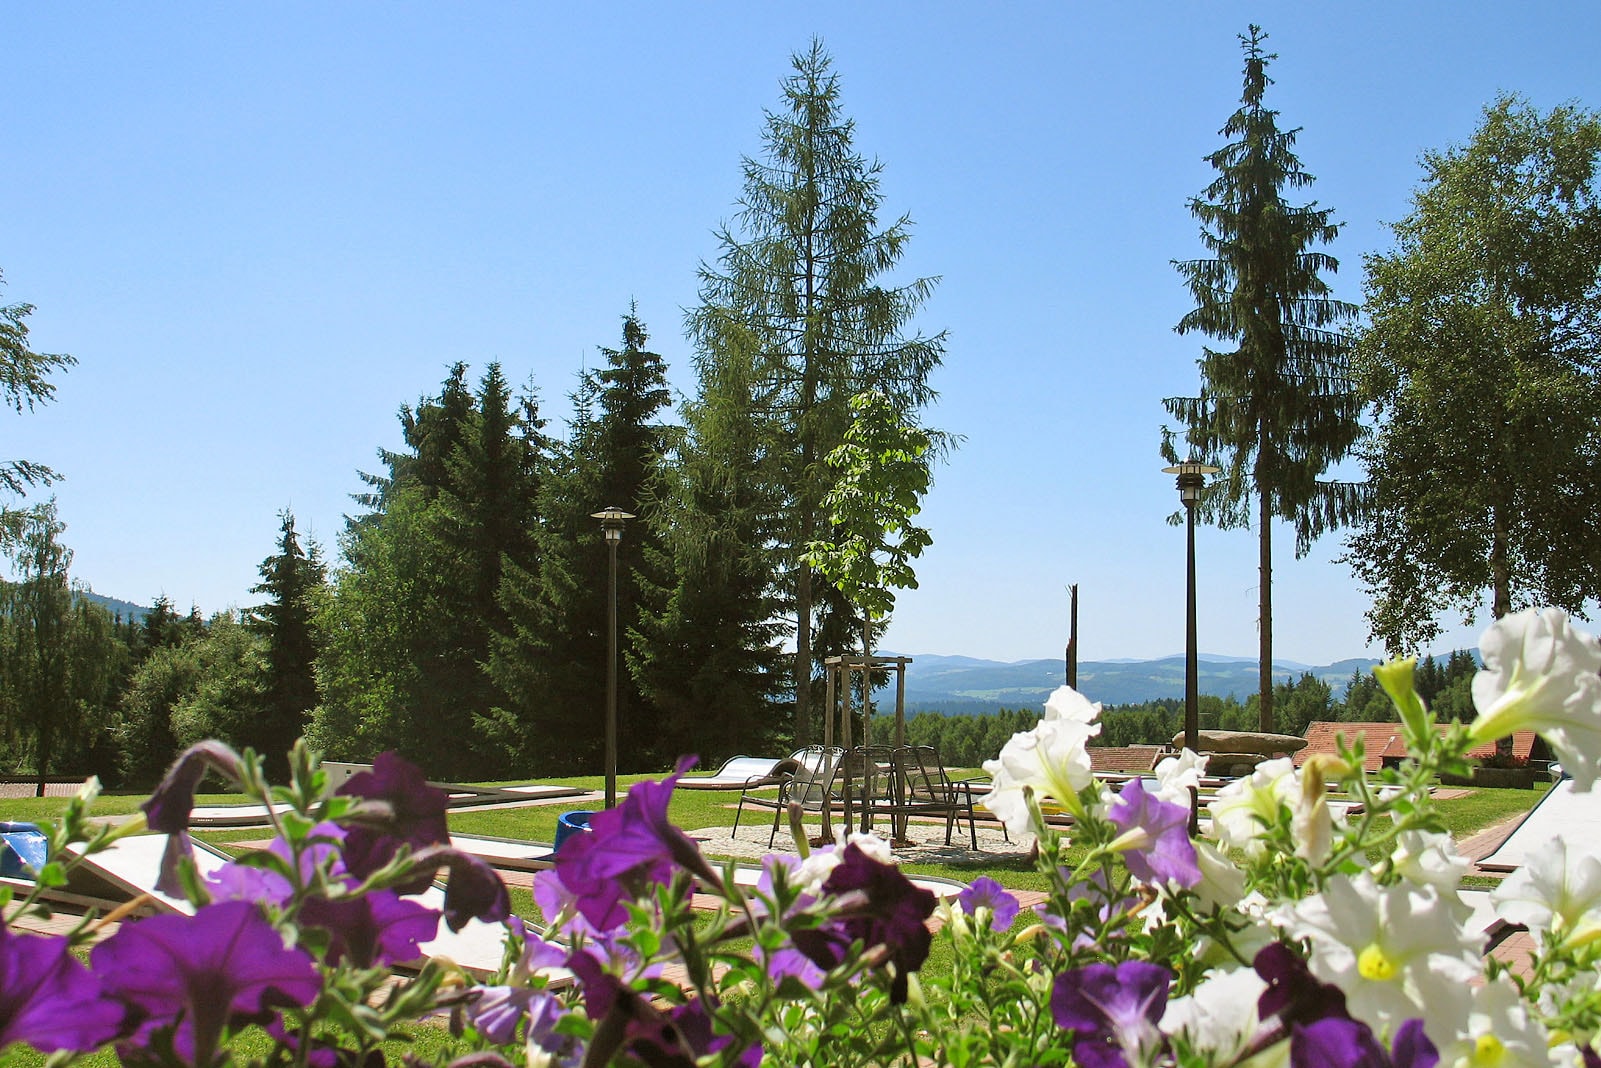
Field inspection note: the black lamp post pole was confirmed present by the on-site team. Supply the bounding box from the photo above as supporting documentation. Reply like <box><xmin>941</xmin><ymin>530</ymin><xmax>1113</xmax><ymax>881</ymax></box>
<box><xmin>1163</xmin><ymin>462</ymin><xmax>1217</xmax><ymax>754</ymax></box>
<box><xmin>592</xmin><ymin>506</ymin><xmax>634</xmax><ymax>810</ymax></box>
<box><xmin>1184</xmin><ymin>488</ymin><xmax>1200</xmax><ymax>754</ymax></box>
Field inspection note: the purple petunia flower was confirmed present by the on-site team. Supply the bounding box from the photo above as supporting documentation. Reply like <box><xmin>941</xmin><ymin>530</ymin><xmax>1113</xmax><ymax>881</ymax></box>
<box><xmin>957</xmin><ymin>875</ymin><xmax>1021</xmax><ymax>930</ymax></box>
<box><xmin>789</xmin><ymin>843</ymin><xmax>938</xmax><ymax>1004</ymax></box>
<box><xmin>1108</xmin><ymin>777</ymin><xmax>1201</xmax><ymax>888</ymax></box>
<box><xmin>399</xmin><ymin>846</ymin><xmax>511</xmax><ymax>932</ymax></box>
<box><xmin>206</xmin><ymin>822</ymin><xmax>349</xmax><ymax>906</ymax></box>
<box><xmin>1291</xmin><ymin>1016</ymin><xmax>1438</xmax><ymax>1068</ymax></box>
<box><xmin>298</xmin><ymin>888</ymin><xmax>440</xmax><ymax>967</ymax></box>
<box><xmin>1051</xmin><ymin>960</ymin><xmax>1172</xmax><ymax>1068</ymax></box>
<box><xmin>337</xmin><ymin>752</ymin><xmax>451</xmax><ymax>894</ymax></box>
<box><xmin>93</xmin><ymin>899</ymin><xmax>322</xmax><ymax>1067</ymax></box>
<box><xmin>554</xmin><ymin>756</ymin><xmax>721</xmax><ymax>931</ymax></box>
<box><xmin>466</xmin><ymin>985</ymin><xmax>563</xmax><ymax>1046</ymax></box>
<box><xmin>567</xmin><ymin>949</ymin><xmax>755</xmax><ymax>1068</ymax></box>
<box><xmin>142</xmin><ymin>741</ymin><xmax>247</xmax><ymax>897</ymax></box>
<box><xmin>1254</xmin><ymin>941</ymin><xmax>1351</xmax><ymax>1028</ymax></box>
<box><xmin>1254</xmin><ymin>944</ymin><xmax>1438</xmax><ymax>1068</ymax></box>
<box><xmin>0</xmin><ymin>925</ymin><xmax>128</xmax><ymax>1054</ymax></box>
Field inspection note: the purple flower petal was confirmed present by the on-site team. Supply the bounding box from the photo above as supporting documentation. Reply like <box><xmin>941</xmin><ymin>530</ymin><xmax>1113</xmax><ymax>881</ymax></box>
<box><xmin>1255</xmin><ymin>942</ymin><xmax>1350</xmax><ymax>1027</ymax></box>
<box><xmin>142</xmin><ymin>741</ymin><xmax>246</xmax><ymax>834</ymax></box>
<box><xmin>554</xmin><ymin>757</ymin><xmax>715</xmax><ymax>930</ymax></box>
<box><xmin>337</xmin><ymin>751</ymin><xmax>450</xmax><ymax>893</ymax></box>
<box><xmin>957</xmin><ymin>876</ymin><xmax>1021</xmax><ymax>930</ymax></box>
<box><xmin>0</xmin><ymin>925</ymin><xmax>128</xmax><ymax>1053</ymax></box>
<box><xmin>1389</xmin><ymin>1019</ymin><xmax>1439</xmax><ymax>1068</ymax></box>
<box><xmin>1108</xmin><ymin>777</ymin><xmax>1201</xmax><ymax>888</ymax></box>
<box><xmin>93</xmin><ymin>899</ymin><xmax>321</xmax><ymax>1066</ymax></box>
<box><xmin>466</xmin><ymin>986</ymin><xmax>561</xmax><ymax>1046</ymax></box>
<box><xmin>790</xmin><ymin>843</ymin><xmax>937</xmax><ymax>1003</ymax></box>
<box><xmin>1292</xmin><ymin>1017</ymin><xmax>1391</xmax><ymax>1068</ymax></box>
<box><xmin>1051</xmin><ymin>960</ymin><xmax>1171</xmax><ymax>1068</ymax></box>
<box><xmin>298</xmin><ymin>888</ymin><xmax>440</xmax><ymax>967</ymax></box>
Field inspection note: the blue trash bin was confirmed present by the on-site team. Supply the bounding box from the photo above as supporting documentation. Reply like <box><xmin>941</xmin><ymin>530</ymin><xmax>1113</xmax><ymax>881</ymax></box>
<box><xmin>0</xmin><ymin>822</ymin><xmax>47</xmax><ymax>879</ymax></box>
<box><xmin>553</xmin><ymin>810</ymin><xmax>594</xmax><ymax>854</ymax></box>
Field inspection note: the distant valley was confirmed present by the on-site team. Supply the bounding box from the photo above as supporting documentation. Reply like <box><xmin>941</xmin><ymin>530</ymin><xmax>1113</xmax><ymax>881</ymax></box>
<box><xmin>891</xmin><ymin>652</ymin><xmax>1383</xmax><ymax>714</ymax></box>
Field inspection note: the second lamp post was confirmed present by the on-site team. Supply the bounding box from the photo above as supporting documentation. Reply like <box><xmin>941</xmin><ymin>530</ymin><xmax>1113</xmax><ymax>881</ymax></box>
<box><xmin>591</xmin><ymin>505</ymin><xmax>634</xmax><ymax>809</ymax></box>
<box><xmin>1162</xmin><ymin>461</ymin><xmax>1218</xmax><ymax>754</ymax></box>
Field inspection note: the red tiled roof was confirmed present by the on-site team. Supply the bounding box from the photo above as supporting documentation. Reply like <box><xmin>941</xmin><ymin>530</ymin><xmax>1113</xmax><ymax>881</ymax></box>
<box><xmin>1087</xmin><ymin>745</ymin><xmax>1166</xmax><ymax>773</ymax></box>
<box><xmin>1297</xmin><ymin>722</ymin><xmax>1540</xmax><ymax>771</ymax></box>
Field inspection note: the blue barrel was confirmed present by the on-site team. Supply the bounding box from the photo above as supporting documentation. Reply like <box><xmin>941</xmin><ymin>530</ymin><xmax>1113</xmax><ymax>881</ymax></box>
<box><xmin>553</xmin><ymin>810</ymin><xmax>594</xmax><ymax>854</ymax></box>
<box><xmin>0</xmin><ymin>822</ymin><xmax>47</xmax><ymax>879</ymax></box>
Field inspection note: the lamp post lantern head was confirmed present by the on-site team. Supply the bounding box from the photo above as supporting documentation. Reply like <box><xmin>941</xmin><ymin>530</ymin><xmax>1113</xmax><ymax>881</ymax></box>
<box><xmin>591</xmin><ymin>505</ymin><xmax>635</xmax><ymax>544</ymax></box>
<box><xmin>1162</xmin><ymin>461</ymin><xmax>1221</xmax><ymax>505</ymax></box>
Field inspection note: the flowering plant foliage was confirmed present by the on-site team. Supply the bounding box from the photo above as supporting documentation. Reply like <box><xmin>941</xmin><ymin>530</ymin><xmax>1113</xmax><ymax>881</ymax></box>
<box><xmin>8</xmin><ymin>606</ymin><xmax>1601</xmax><ymax>1067</ymax></box>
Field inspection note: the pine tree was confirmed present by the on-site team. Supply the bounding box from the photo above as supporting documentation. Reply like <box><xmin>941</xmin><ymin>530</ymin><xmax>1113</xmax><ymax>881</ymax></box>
<box><xmin>492</xmin><ymin>313</ymin><xmax>674</xmax><ymax>773</ymax></box>
<box><xmin>247</xmin><ymin>510</ymin><xmax>326</xmax><ymax>778</ymax></box>
<box><xmin>688</xmin><ymin>39</ymin><xmax>946</xmax><ymax>744</ymax></box>
<box><xmin>315</xmin><ymin>364</ymin><xmax>545</xmax><ymax>779</ymax></box>
<box><xmin>1163</xmin><ymin>26</ymin><xmax>1365</xmax><ymax>732</ymax></box>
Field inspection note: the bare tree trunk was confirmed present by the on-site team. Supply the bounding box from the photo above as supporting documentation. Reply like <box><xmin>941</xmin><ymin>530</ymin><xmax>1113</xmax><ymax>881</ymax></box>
<box><xmin>1259</xmin><ymin>490</ymin><xmax>1274</xmax><ymax>734</ymax></box>
<box><xmin>795</xmin><ymin>566</ymin><xmax>813</xmax><ymax>746</ymax></box>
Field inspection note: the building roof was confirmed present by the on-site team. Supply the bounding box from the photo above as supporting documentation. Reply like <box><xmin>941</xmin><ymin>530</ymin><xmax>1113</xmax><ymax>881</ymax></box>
<box><xmin>1297</xmin><ymin>722</ymin><xmax>1541</xmax><ymax>771</ymax></box>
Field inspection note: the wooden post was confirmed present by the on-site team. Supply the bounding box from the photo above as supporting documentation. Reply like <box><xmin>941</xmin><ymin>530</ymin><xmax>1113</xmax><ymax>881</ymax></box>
<box><xmin>895</xmin><ymin>658</ymin><xmax>906</xmax><ymax>747</ymax></box>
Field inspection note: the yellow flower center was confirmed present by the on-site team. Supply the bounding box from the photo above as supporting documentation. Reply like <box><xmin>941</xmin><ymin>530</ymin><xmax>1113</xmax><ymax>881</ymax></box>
<box><xmin>1473</xmin><ymin>1032</ymin><xmax>1506</xmax><ymax>1066</ymax></box>
<box><xmin>1356</xmin><ymin>943</ymin><xmax>1398</xmax><ymax>981</ymax></box>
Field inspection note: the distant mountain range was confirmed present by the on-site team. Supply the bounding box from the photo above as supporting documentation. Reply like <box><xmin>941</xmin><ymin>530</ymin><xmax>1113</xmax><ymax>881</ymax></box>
<box><xmin>889</xmin><ymin>653</ymin><xmax>1383</xmax><ymax>713</ymax></box>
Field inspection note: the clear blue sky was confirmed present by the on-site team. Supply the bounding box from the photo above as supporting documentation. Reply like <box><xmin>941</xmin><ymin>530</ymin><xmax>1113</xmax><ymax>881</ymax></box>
<box><xmin>5</xmin><ymin>3</ymin><xmax>1598</xmax><ymax>668</ymax></box>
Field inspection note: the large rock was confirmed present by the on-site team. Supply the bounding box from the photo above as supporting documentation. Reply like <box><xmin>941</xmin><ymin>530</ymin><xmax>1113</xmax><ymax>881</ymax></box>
<box><xmin>1170</xmin><ymin>730</ymin><xmax>1308</xmax><ymax>756</ymax></box>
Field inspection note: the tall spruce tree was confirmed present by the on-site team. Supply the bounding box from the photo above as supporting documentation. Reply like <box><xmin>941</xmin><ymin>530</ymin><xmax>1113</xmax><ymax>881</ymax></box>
<box><xmin>1162</xmin><ymin>26</ymin><xmax>1365</xmax><ymax>731</ymax></box>
<box><xmin>312</xmin><ymin>364</ymin><xmax>544</xmax><ymax>779</ymax></box>
<box><xmin>1347</xmin><ymin>97</ymin><xmax>1601</xmax><ymax>651</ymax></box>
<box><xmin>247</xmin><ymin>510</ymin><xmax>326</xmax><ymax>778</ymax></box>
<box><xmin>687</xmin><ymin>40</ymin><xmax>946</xmax><ymax>744</ymax></box>
<box><xmin>492</xmin><ymin>312</ymin><xmax>672</xmax><ymax>773</ymax></box>
<box><xmin>632</xmin><ymin>346</ymin><xmax>790</xmax><ymax>762</ymax></box>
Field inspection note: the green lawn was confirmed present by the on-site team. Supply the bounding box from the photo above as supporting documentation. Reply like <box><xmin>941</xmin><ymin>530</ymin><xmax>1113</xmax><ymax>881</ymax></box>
<box><xmin>2</xmin><ymin>773</ymin><xmax>1542</xmax><ymax>894</ymax></box>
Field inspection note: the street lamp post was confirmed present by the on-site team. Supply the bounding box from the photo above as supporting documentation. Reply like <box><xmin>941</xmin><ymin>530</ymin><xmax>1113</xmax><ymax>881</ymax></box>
<box><xmin>591</xmin><ymin>505</ymin><xmax>635</xmax><ymax>809</ymax></box>
<box><xmin>1162</xmin><ymin>461</ymin><xmax>1219</xmax><ymax>754</ymax></box>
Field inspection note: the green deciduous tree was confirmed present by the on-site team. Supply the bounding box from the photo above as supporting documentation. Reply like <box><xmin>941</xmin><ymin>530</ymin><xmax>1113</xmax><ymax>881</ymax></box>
<box><xmin>1163</xmin><ymin>26</ymin><xmax>1365</xmax><ymax>731</ymax></box>
<box><xmin>1347</xmin><ymin>96</ymin><xmax>1601</xmax><ymax>652</ymax></box>
<box><xmin>688</xmin><ymin>40</ymin><xmax>946</xmax><ymax>745</ymax></box>
<box><xmin>0</xmin><ymin>502</ymin><xmax>121</xmax><ymax>792</ymax></box>
<box><xmin>805</xmin><ymin>390</ymin><xmax>934</xmax><ymax>738</ymax></box>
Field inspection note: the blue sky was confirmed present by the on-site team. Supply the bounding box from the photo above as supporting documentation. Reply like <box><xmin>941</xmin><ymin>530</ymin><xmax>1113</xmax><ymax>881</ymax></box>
<box><xmin>5</xmin><ymin>3</ymin><xmax>1598</xmax><ymax>667</ymax></box>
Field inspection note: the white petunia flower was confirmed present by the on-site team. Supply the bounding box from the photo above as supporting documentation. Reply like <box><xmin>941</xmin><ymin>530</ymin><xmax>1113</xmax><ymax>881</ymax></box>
<box><xmin>1044</xmin><ymin>684</ymin><xmax>1105</xmax><ymax>726</ymax></box>
<box><xmin>1190</xmin><ymin>839</ymin><xmax>1247</xmax><ymax>910</ymax></box>
<box><xmin>1491</xmin><ymin>835</ymin><xmax>1601</xmax><ymax>947</ymax></box>
<box><xmin>1160</xmin><ymin>964</ymin><xmax>1266</xmax><ymax>1061</ymax></box>
<box><xmin>1469</xmin><ymin>608</ymin><xmax>1601</xmax><ymax>791</ymax></box>
<box><xmin>982</xmin><ymin>692</ymin><xmax>1100</xmax><ymax>837</ymax></box>
<box><xmin>1152</xmin><ymin>748</ymin><xmax>1206</xmax><ymax>806</ymax></box>
<box><xmin>1389</xmin><ymin>828</ymin><xmax>1470</xmax><ymax>893</ymax></box>
<box><xmin>1207</xmin><ymin>757</ymin><xmax>1296</xmax><ymax>856</ymax></box>
<box><xmin>1278</xmin><ymin>872</ymin><xmax>1477</xmax><ymax>1036</ymax></box>
<box><xmin>1439</xmin><ymin>975</ymin><xmax>1550</xmax><ymax>1068</ymax></box>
